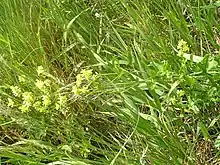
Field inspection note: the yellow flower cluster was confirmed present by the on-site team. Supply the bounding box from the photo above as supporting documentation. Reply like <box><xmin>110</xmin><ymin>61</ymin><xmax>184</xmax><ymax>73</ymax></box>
<box><xmin>35</xmin><ymin>79</ymin><xmax>51</xmax><ymax>93</ymax></box>
<box><xmin>8</xmin><ymin>87</ymin><xmax>35</xmax><ymax>112</ymax></box>
<box><xmin>37</xmin><ymin>66</ymin><xmax>45</xmax><ymax>75</ymax></box>
<box><xmin>6</xmin><ymin>66</ymin><xmax>95</xmax><ymax>113</ymax></box>
<box><xmin>18</xmin><ymin>76</ymin><xmax>25</xmax><ymax>83</ymax></box>
<box><xmin>7</xmin><ymin>98</ymin><xmax>14</xmax><ymax>107</ymax></box>
<box><xmin>10</xmin><ymin>86</ymin><xmax>22</xmax><ymax>97</ymax></box>
<box><xmin>72</xmin><ymin>69</ymin><xmax>93</xmax><ymax>96</ymax></box>
<box><xmin>177</xmin><ymin>39</ymin><xmax>189</xmax><ymax>56</ymax></box>
<box><xmin>22</xmin><ymin>92</ymin><xmax>34</xmax><ymax>107</ymax></box>
<box><xmin>55</xmin><ymin>94</ymin><xmax>67</xmax><ymax>110</ymax></box>
<box><xmin>7</xmin><ymin>66</ymin><xmax>68</xmax><ymax>113</ymax></box>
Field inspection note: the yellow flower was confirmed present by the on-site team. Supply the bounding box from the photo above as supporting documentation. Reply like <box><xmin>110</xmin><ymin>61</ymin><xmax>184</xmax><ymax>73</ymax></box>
<box><xmin>177</xmin><ymin>39</ymin><xmax>189</xmax><ymax>53</ymax></box>
<box><xmin>58</xmin><ymin>95</ymin><xmax>67</xmax><ymax>105</ymax></box>
<box><xmin>19</xmin><ymin>105</ymin><xmax>29</xmax><ymax>113</ymax></box>
<box><xmin>7</xmin><ymin>98</ymin><xmax>14</xmax><ymax>107</ymax></box>
<box><xmin>56</xmin><ymin>95</ymin><xmax>67</xmax><ymax>110</ymax></box>
<box><xmin>81</xmin><ymin>86</ymin><xmax>88</xmax><ymax>94</ymax></box>
<box><xmin>22</xmin><ymin>92</ymin><xmax>34</xmax><ymax>107</ymax></box>
<box><xmin>76</xmin><ymin>74</ymin><xmax>83</xmax><ymax>87</ymax></box>
<box><xmin>37</xmin><ymin>66</ymin><xmax>45</xmax><ymax>75</ymax></box>
<box><xmin>182</xmin><ymin>44</ymin><xmax>189</xmax><ymax>52</ymax></box>
<box><xmin>55</xmin><ymin>103</ymin><xmax>60</xmax><ymax>110</ymax></box>
<box><xmin>44</xmin><ymin>79</ymin><xmax>51</xmax><ymax>87</ymax></box>
<box><xmin>18</xmin><ymin>76</ymin><xmax>25</xmax><ymax>83</ymax></box>
<box><xmin>177</xmin><ymin>39</ymin><xmax>186</xmax><ymax>50</ymax></box>
<box><xmin>72</xmin><ymin>85</ymin><xmax>81</xmax><ymax>96</ymax></box>
<box><xmin>34</xmin><ymin>101</ymin><xmax>47</xmax><ymax>112</ymax></box>
<box><xmin>35</xmin><ymin>79</ymin><xmax>45</xmax><ymax>91</ymax></box>
<box><xmin>33</xmin><ymin>101</ymin><xmax>41</xmax><ymax>110</ymax></box>
<box><xmin>81</xmin><ymin>69</ymin><xmax>93</xmax><ymax>80</ymax></box>
<box><xmin>177</xmin><ymin>50</ymin><xmax>184</xmax><ymax>56</ymax></box>
<box><xmin>39</xmin><ymin>107</ymin><xmax>47</xmax><ymax>113</ymax></box>
<box><xmin>42</xmin><ymin>95</ymin><xmax>51</xmax><ymax>107</ymax></box>
<box><xmin>10</xmin><ymin>86</ymin><xmax>22</xmax><ymax>97</ymax></box>
<box><xmin>177</xmin><ymin>90</ymin><xmax>185</xmax><ymax>97</ymax></box>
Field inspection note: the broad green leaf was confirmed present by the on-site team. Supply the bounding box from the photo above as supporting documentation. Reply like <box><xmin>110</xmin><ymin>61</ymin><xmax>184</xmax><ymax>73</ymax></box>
<box><xmin>182</xmin><ymin>53</ymin><xmax>203</xmax><ymax>63</ymax></box>
<box><xmin>208</xmin><ymin>60</ymin><xmax>218</xmax><ymax>71</ymax></box>
<box><xmin>121</xmin><ymin>93</ymin><xmax>138</xmax><ymax>112</ymax></box>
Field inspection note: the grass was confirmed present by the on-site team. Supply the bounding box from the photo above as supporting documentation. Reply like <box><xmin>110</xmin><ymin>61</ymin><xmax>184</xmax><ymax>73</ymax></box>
<box><xmin>0</xmin><ymin>0</ymin><xmax>220</xmax><ymax>164</ymax></box>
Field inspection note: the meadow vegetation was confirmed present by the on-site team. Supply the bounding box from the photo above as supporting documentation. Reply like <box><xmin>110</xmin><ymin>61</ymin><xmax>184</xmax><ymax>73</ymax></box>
<box><xmin>0</xmin><ymin>0</ymin><xmax>220</xmax><ymax>164</ymax></box>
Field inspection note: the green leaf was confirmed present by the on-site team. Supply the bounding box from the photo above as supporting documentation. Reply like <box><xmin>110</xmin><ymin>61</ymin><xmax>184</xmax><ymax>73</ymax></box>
<box><xmin>208</xmin><ymin>115</ymin><xmax>220</xmax><ymax>128</ymax></box>
<box><xmin>198</xmin><ymin>121</ymin><xmax>210</xmax><ymax>140</ymax></box>
<box><xmin>60</xmin><ymin>145</ymin><xmax>72</xmax><ymax>153</ymax></box>
<box><xmin>215</xmin><ymin>135</ymin><xmax>220</xmax><ymax>148</ymax></box>
<box><xmin>0</xmin><ymin>149</ymin><xmax>43</xmax><ymax>164</ymax></box>
<box><xmin>208</xmin><ymin>60</ymin><xmax>218</xmax><ymax>71</ymax></box>
<box><xmin>182</xmin><ymin>53</ymin><xmax>203</xmax><ymax>63</ymax></box>
<box><xmin>168</xmin><ymin>80</ymin><xmax>180</xmax><ymax>97</ymax></box>
<box><xmin>91</xmin><ymin>50</ymin><xmax>108</xmax><ymax>65</ymax></box>
<box><xmin>139</xmin><ymin>113</ymin><xmax>159</xmax><ymax>128</ymax></box>
<box><xmin>121</xmin><ymin>93</ymin><xmax>138</xmax><ymax>112</ymax></box>
<box><xmin>63</xmin><ymin>8</ymin><xmax>90</xmax><ymax>42</ymax></box>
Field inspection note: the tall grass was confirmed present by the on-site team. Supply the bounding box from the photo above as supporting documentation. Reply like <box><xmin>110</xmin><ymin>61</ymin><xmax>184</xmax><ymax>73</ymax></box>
<box><xmin>0</xmin><ymin>0</ymin><xmax>220</xmax><ymax>164</ymax></box>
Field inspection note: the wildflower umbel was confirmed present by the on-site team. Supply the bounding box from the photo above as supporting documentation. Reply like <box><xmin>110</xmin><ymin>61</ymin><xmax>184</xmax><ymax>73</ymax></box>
<box><xmin>37</xmin><ymin>66</ymin><xmax>45</xmax><ymax>75</ymax></box>
<box><xmin>72</xmin><ymin>85</ymin><xmax>81</xmax><ymax>96</ymax></box>
<box><xmin>177</xmin><ymin>39</ymin><xmax>189</xmax><ymax>55</ymax></box>
<box><xmin>56</xmin><ymin>94</ymin><xmax>67</xmax><ymax>110</ymax></box>
<box><xmin>81</xmin><ymin>69</ymin><xmax>93</xmax><ymax>80</ymax></box>
<box><xmin>81</xmin><ymin>86</ymin><xmax>88</xmax><ymax>94</ymax></box>
<box><xmin>42</xmin><ymin>95</ymin><xmax>51</xmax><ymax>107</ymax></box>
<box><xmin>10</xmin><ymin>86</ymin><xmax>22</xmax><ymax>97</ymax></box>
<box><xmin>7</xmin><ymin>98</ymin><xmax>14</xmax><ymax>107</ymax></box>
<box><xmin>76</xmin><ymin>74</ymin><xmax>83</xmax><ymax>87</ymax></box>
<box><xmin>5</xmin><ymin>66</ymin><xmax>94</xmax><ymax>113</ymax></box>
<box><xmin>22</xmin><ymin>92</ymin><xmax>34</xmax><ymax>107</ymax></box>
<box><xmin>95</xmin><ymin>13</ymin><xmax>101</xmax><ymax>18</ymax></box>
<box><xmin>18</xmin><ymin>76</ymin><xmax>25</xmax><ymax>83</ymax></box>
<box><xmin>33</xmin><ymin>101</ymin><xmax>41</xmax><ymax>110</ymax></box>
<box><xmin>44</xmin><ymin>79</ymin><xmax>51</xmax><ymax>87</ymax></box>
<box><xmin>35</xmin><ymin>79</ymin><xmax>45</xmax><ymax>91</ymax></box>
<box><xmin>19</xmin><ymin>105</ymin><xmax>29</xmax><ymax>113</ymax></box>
